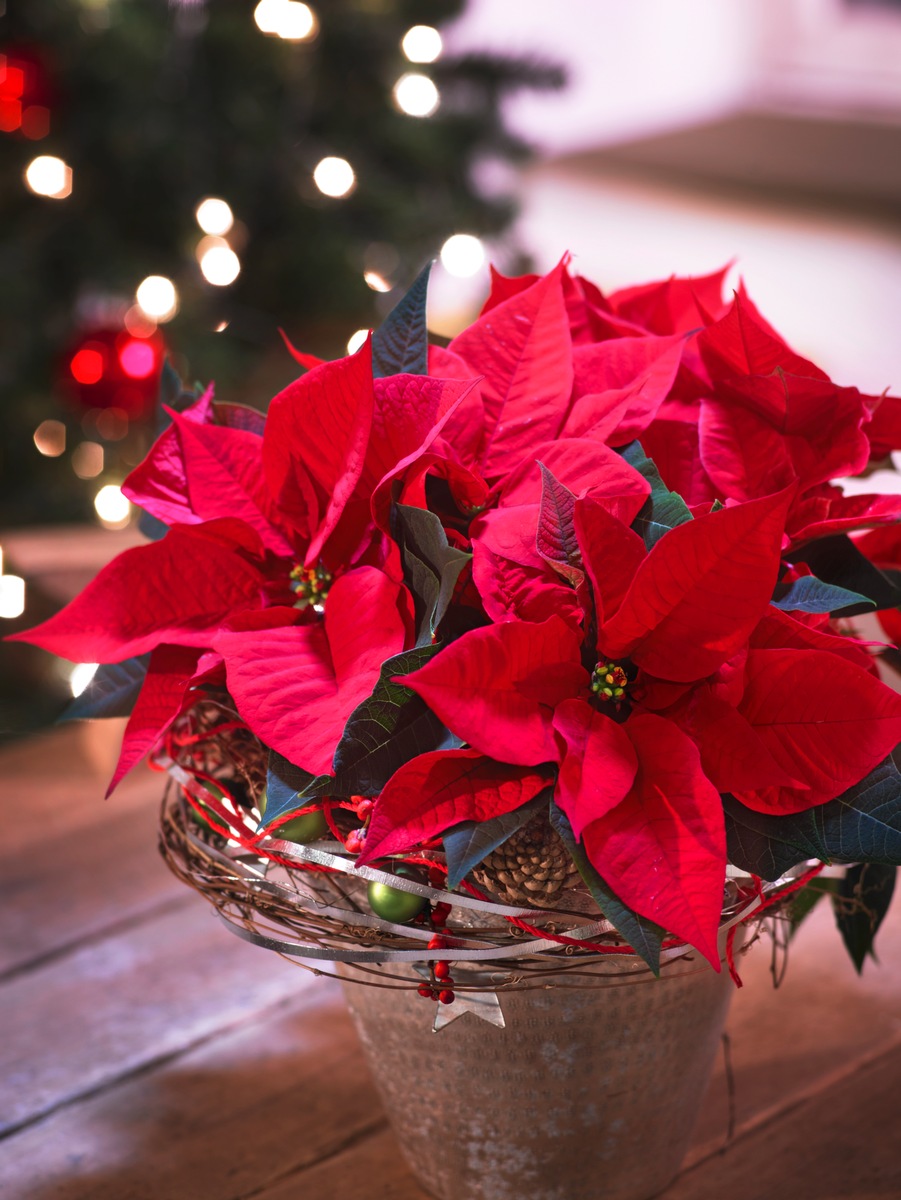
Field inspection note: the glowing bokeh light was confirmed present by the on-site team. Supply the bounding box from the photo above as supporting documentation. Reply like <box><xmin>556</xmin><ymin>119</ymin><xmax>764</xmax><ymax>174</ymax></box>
<box><xmin>136</xmin><ymin>275</ymin><xmax>178</xmax><ymax>322</ymax></box>
<box><xmin>393</xmin><ymin>73</ymin><xmax>439</xmax><ymax>117</ymax></box>
<box><xmin>363</xmin><ymin>271</ymin><xmax>392</xmax><ymax>293</ymax></box>
<box><xmin>440</xmin><ymin>233</ymin><xmax>486</xmax><ymax>278</ymax></box>
<box><xmin>347</xmin><ymin>329</ymin><xmax>369</xmax><ymax>354</ymax></box>
<box><xmin>96</xmin><ymin>408</ymin><xmax>129</xmax><ymax>441</ymax></box>
<box><xmin>25</xmin><ymin>155</ymin><xmax>72</xmax><ymax>199</ymax></box>
<box><xmin>198</xmin><ymin>239</ymin><xmax>241</xmax><ymax>286</ymax></box>
<box><xmin>0</xmin><ymin>575</ymin><xmax>25</xmax><ymax>620</ymax></box>
<box><xmin>254</xmin><ymin>0</ymin><xmax>318</xmax><ymax>40</ymax></box>
<box><xmin>312</xmin><ymin>156</ymin><xmax>355</xmax><ymax>198</ymax></box>
<box><xmin>70</xmin><ymin>345</ymin><xmax>105</xmax><ymax>385</ymax></box>
<box><xmin>72</xmin><ymin>441</ymin><xmax>104</xmax><ymax>480</ymax></box>
<box><xmin>33</xmin><ymin>419</ymin><xmax>67</xmax><ymax>457</ymax></box>
<box><xmin>119</xmin><ymin>339</ymin><xmax>157</xmax><ymax>379</ymax></box>
<box><xmin>94</xmin><ymin>484</ymin><xmax>131</xmax><ymax>528</ymax></box>
<box><xmin>69</xmin><ymin>662</ymin><xmax>99</xmax><ymax>698</ymax></box>
<box><xmin>195</xmin><ymin>197</ymin><xmax>234</xmax><ymax>236</ymax></box>
<box><xmin>402</xmin><ymin>25</ymin><xmax>442</xmax><ymax>63</ymax></box>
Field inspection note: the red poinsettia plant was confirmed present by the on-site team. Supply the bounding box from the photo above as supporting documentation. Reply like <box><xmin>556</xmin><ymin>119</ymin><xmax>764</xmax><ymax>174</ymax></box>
<box><xmin>15</xmin><ymin>256</ymin><xmax>901</xmax><ymax>973</ymax></box>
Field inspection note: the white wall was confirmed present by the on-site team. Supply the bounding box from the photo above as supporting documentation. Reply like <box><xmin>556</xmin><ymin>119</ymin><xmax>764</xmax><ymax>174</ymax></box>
<box><xmin>444</xmin><ymin>0</ymin><xmax>762</xmax><ymax>154</ymax></box>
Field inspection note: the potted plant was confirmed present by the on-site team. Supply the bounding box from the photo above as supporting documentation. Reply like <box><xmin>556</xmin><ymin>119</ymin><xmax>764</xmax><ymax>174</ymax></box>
<box><xmin>14</xmin><ymin>256</ymin><xmax>901</xmax><ymax>1200</ymax></box>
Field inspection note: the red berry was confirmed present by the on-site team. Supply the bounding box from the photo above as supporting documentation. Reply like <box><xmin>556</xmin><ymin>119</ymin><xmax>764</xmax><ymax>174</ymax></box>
<box><xmin>355</xmin><ymin>798</ymin><xmax>374</xmax><ymax>820</ymax></box>
<box><xmin>434</xmin><ymin>960</ymin><xmax>450</xmax><ymax>980</ymax></box>
<box><xmin>428</xmin><ymin>865</ymin><xmax>446</xmax><ymax>888</ymax></box>
<box><xmin>427</xmin><ymin>935</ymin><xmax>445</xmax><ymax>950</ymax></box>
<box><xmin>442</xmin><ymin>977</ymin><xmax>455</xmax><ymax>989</ymax></box>
<box><xmin>438</xmin><ymin>989</ymin><xmax>455</xmax><ymax>1005</ymax></box>
<box><xmin>429</xmin><ymin>990</ymin><xmax>440</xmax><ymax>1002</ymax></box>
<box><xmin>344</xmin><ymin>828</ymin><xmax>366</xmax><ymax>854</ymax></box>
<box><xmin>417</xmin><ymin>984</ymin><xmax>432</xmax><ymax>998</ymax></box>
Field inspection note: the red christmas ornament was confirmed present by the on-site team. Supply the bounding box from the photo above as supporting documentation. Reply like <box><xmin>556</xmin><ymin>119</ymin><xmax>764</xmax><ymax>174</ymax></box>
<box><xmin>60</xmin><ymin>324</ymin><xmax>166</xmax><ymax>417</ymax></box>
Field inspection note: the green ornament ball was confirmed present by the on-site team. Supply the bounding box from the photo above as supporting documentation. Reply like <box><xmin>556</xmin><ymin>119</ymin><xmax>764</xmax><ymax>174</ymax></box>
<box><xmin>275</xmin><ymin>808</ymin><xmax>329</xmax><ymax>844</ymax></box>
<box><xmin>368</xmin><ymin>863</ymin><xmax>427</xmax><ymax>924</ymax></box>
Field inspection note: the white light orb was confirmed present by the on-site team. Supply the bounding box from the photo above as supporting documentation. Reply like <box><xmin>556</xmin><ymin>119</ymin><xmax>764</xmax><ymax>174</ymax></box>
<box><xmin>440</xmin><ymin>233</ymin><xmax>486</xmax><ymax>279</ymax></box>
<box><xmin>24</xmin><ymin>155</ymin><xmax>72</xmax><ymax>199</ymax></box>
<box><xmin>72</xmin><ymin>441</ymin><xmax>104</xmax><ymax>480</ymax></box>
<box><xmin>253</xmin><ymin>0</ymin><xmax>282</xmax><ymax>33</ymax></box>
<box><xmin>393</xmin><ymin>73</ymin><xmax>440</xmax><ymax>118</ymax></box>
<box><xmin>347</xmin><ymin>329</ymin><xmax>369</xmax><ymax>354</ymax></box>
<box><xmin>69</xmin><ymin>662</ymin><xmax>99</xmax><ymax>698</ymax></box>
<box><xmin>402</xmin><ymin>25</ymin><xmax>442</xmax><ymax>63</ymax></box>
<box><xmin>198</xmin><ymin>240</ymin><xmax>241</xmax><ymax>287</ymax></box>
<box><xmin>0</xmin><ymin>575</ymin><xmax>25</xmax><ymax>620</ymax></box>
<box><xmin>94</xmin><ymin>484</ymin><xmax>131</xmax><ymax>528</ymax></box>
<box><xmin>195</xmin><ymin>197</ymin><xmax>234</xmax><ymax>236</ymax></box>
<box><xmin>254</xmin><ymin>0</ymin><xmax>317</xmax><ymax>40</ymax></box>
<box><xmin>312</xmin><ymin>156</ymin><xmax>355</xmax><ymax>198</ymax></box>
<box><xmin>363</xmin><ymin>271</ymin><xmax>392</xmax><ymax>293</ymax></box>
<box><xmin>136</xmin><ymin>275</ymin><xmax>179</xmax><ymax>322</ymax></box>
<box><xmin>34</xmin><ymin>419</ymin><xmax>67</xmax><ymax>457</ymax></box>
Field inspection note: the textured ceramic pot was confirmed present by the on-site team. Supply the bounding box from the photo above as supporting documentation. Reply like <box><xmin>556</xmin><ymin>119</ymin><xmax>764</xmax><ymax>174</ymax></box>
<box><xmin>339</xmin><ymin>939</ymin><xmax>738</xmax><ymax>1200</ymax></box>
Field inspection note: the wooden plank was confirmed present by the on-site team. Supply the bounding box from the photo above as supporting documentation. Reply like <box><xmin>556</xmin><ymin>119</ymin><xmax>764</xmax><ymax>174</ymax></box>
<box><xmin>0</xmin><ymin>984</ymin><xmax>396</xmax><ymax>1200</ymax></box>
<box><xmin>0</xmin><ymin>901</ymin><xmax>313</xmax><ymax>1137</ymax></box>
<box><xmin>255</xmin><ymin>1127</ymin><xmax>428</xmax><ymax>1200</ymax></box>
<box><xmin>662</xmin><ymin>1041</ymin><xmax>901</xmax><ymax>1199</ymax></box>
<box><xmin>688</xmin><ymin>891</ymin><xmax>901</xmax><ymax>1155</ymax></box>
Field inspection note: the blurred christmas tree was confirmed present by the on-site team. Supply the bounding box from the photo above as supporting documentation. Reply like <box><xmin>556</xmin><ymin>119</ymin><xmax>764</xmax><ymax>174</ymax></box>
<box><xmin>0</xmin><ymin>0</ymin><xmax>562</xmax><ymax>527</ymax></box>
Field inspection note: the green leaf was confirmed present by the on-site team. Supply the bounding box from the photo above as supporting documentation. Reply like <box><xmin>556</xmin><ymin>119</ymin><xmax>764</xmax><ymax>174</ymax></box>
<box><xmin>57</xmin><ymin>655</ymin><xmax>150</xmax><ymax>723</ymax></box>
<box><xmin>832</xmin><ymin>862</ymin><xmax>897</xmax><ymax>973</ymax></box>
<box><xmin>788</xmin><ymin>876</ymin><xmax>837</xmax><ymax>939</ymax></box>
<box><xmin>371</xmin><ymin>261</ymin><xmax>431</xmax><ymax>379</ymax></box>
<box><xmin>772</xmin><ymin>575</ymin><xmax>874</xmax><ymax>617</ymax></box>
<box><xmin>331</xmin><ymin>645</ymin><xmax>464</xmax><ymax>793</ymax></box>
<box><xmin>549</xmin><ymin>801</ymin><xmax>665</xmax><ymax>973</ymax></box>
<box><xmin>393</xmin><ymin>504</ymin><xmax>471</xmax><ymax>647</ymax></box>
<box><xmin>536</xmin><ymin>462</ymin><xmax>583</xmax><ymax>585</ymax></box>
<box><xmin>264</xmin><ymin>750</ymin><xmax>327</xmax><ymax>831</ymax></box>
<box><xmin>724</xmin><ymin>754</ymin><xmax>901</xmax><ymax>881</ymax></box>
<box><xmin>620</xmin><ymin>440</ymin><xmax>692</xmax><ymax>550</ymax></box>
<box><xmin>443</xmin><ymin>789</ymin><xmax>552</xmax><ymax>890</ymax></box>
<box><xmin>794</xmin><ymin>535</ymin><xmax>901</xmax><ymax>612</ymax></box>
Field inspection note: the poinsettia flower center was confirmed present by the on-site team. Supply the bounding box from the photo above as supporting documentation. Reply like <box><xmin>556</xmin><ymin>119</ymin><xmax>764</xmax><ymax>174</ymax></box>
<box><xmin>290</xmin><ymin>563</ymin><xmax>333</xmax><ymax>613</ymax></box>
<box><xmin>590</xmin><ymin>661</ymin><xmax>630</xmax><ymax>706</ymax></box>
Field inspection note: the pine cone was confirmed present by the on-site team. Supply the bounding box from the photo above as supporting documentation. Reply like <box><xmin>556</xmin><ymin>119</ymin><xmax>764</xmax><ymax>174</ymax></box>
<box><xmin>472</xmin><ymin>813</ymin><xmax>581</xmax><ymax>907</ymax></box>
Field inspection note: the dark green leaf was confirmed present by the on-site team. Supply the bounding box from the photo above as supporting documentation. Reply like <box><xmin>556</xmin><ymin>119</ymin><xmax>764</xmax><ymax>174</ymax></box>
<box><xmin>443</xmin><ymin>789</ymin><xmax>552</xmax><ymax>890</ymax></box>
<box><xmin>832</xmin><ymin>862</ymin><xmax>897</xmax><ymax>973</ymax></box>
<box><xmin>788</xmin><ymin>876</ymin><xmax>837</xmax><ymax>939</ymax></box>
<box><xmin>725</xmin><ymin>755</ymin><xmax>901</xmax><ymax>881</ymax></box>
<box><xmin>264</xmin><ymin>749</ymin><xmax>326</xmax><ymax>831</ymax></box>
<box><xmin>793</xmin><ymin>535</ymin><xmax>901</xmax><ymax>611</ymax></box>
<box><xmin>58</xmin><ymin>655</ymin><xmax>151</xmax><ymax>723</ymax></box>
<box><xmin>331</xmin><ymin>645</ymin><xmax>464</xmax><ymax>793</ymax></box>
<box><xmin>772</xmin><ymin>575</ymin><xmax>874</xmax><ymax>617</ymax></box>
<box><xmin>393</xmin><ymin>504</ymin><xmax>471</xmax><ymax>647</ymax></box>
<box><xmin>371</xmin><ymin>261</ymin><xmax>431</xmax><ymax>379</ymax></box>
<box><xmin>620</xmin><ymin>440</ymin><xmax>692</xmax><ymax>550</ymax></box>
<box><xmin>549</xmin><ymin>801</ymin><xmax>665</xmax><ymax>973</ymax></box>
<box><xmin>536</xmin><ymin>462</ymin><xmax>583</xmax><ymax>585</ymax></box>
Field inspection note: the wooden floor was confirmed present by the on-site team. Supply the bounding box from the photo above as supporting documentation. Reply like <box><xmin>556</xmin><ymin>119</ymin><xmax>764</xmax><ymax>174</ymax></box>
<box><xmin>2</xmin><ymin>721</ymin><xmax>901</xmax><ymax>1199</ymax></box>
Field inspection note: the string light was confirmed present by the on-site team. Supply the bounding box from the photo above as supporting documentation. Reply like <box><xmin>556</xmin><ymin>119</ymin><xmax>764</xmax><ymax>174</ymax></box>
<box><xmin>72</xmin><ymin>441</ymin><xmax>104</xmax><ymax>479</ymax></box>
<box><xmin>195</xmin><ymin>197</ymin><xmax>234</xmax><ymax>236</ymax></box>
<box><xmin>24</xmin><ymin>155</ymin><xmax>72</xmax><ymax>198</ymax></box>
<box><xmin>312</xmin><ymin>156</ymin><xmax>355</xmax><ymax>198</ymax></box>
<box><xmin>363</xmin><ymin>271</ymin><xmax>392</xmax><ymax>293</ymax></box>
<box><xmin>118</xmin><ymin>339</ymin><xmax>157</xmax><ymax>379</ymax></box>
<box><xmin>69</xmin><ymin>345</ymin><xmax>105</xmax><ymax>385</ymax></box>
<box><xmin>440</xmin><ymin>234</ymin><xmax>486</xmax><ymax>278</ymax></box>
<box><xmin>136</xmin><ymin>275</ymin><xmax>179</xmax><ymax>322</ymax></box>
<box><xmin>253</xmin><ymin>0</ymin><xmax>318</xmax><ymax>40</ymax></box>
<box><xmin>94</xmin><ymin>484</ymin><xmax>131</xmax><ymax>528</ymax></box>
<box><xmin>197</xmin><ymin>237</ymin><xmax>241</xmax><ymax>286</ymax></box>
<box><xmin>0</xmin><ymin>575</ymin><xmax>25</xmax><ymax>620</ymax></box>
<box><xmin>347</xmin><ymin>329</ymin><xmax>369</xmax><ymax>354</ymax></box>
<box><xmin>393</xmin><ymin>73</ymin><xmax>439</xmax><ymax>117</ymax></box>
<box><xmin>69</xmin><ymin>662</ymin><xmax>99</xmax><ymax>698</ymax></box>
<box><xmin>401</xmin><ymin>26</ymin><xmax>442</xmax><ymax>63</ymax></box>
<box><xmin>34</xmin><ymin>419</ymin><xmax>67</xmax><ymax>457</ymax></box>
